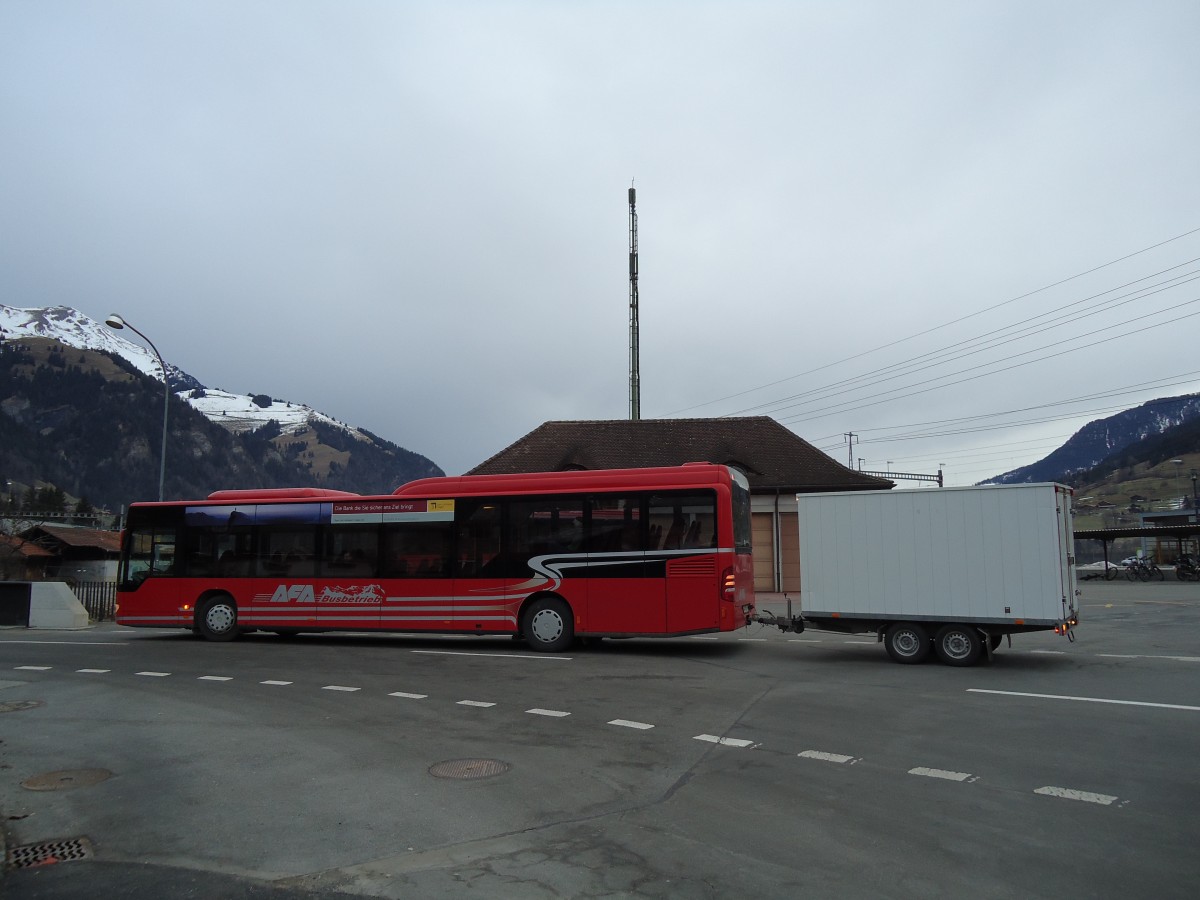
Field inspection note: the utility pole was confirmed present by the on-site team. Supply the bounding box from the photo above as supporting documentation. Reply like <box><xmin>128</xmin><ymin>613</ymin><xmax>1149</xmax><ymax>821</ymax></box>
<box><xmin>628</xmin><ymin>185</ymin><xmax>640</xmax><ymax>421</ymax></box>
<box><xmin>844</xmin><ymin>432</ymin><xmax>857</xmax><ymax>468</ymax></box>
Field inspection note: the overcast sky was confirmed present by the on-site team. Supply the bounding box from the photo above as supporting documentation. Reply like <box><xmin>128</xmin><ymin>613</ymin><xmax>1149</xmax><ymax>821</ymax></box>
<box><xmin>3</xmin><ymin>1</ymin><xmax>1199</xmax><ymax>484</ymax></box>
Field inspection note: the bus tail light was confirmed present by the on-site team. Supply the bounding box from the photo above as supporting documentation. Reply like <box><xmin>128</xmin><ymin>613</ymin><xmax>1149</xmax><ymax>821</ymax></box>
<box><xmin>721</xmin><ymin>567</ymin><xmax>736</xmax><ymax>598</ymax></box>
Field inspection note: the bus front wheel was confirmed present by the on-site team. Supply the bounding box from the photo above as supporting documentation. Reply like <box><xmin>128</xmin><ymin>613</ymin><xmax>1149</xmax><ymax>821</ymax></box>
<box><xmin>197</xmin><ymin>595</ymin><xmax>240</xmax><ymax>642</ymax></box>
<box><xmin>522</xmin><ymin>597</ymin><xmax>574</xmax><ymax>653</ymax></box>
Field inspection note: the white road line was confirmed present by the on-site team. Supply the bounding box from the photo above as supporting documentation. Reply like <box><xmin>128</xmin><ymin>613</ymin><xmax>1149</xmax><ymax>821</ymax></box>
<box><xmin>694</xmin><ymin>734</ymin><xmax>757</xmax><ymax>748</ymax></box>
<box><xmin>136</xmin><ymin>671</ymin><xmax>170</xmax><ymax>677</ymax></box>
<box><xmin>1099</xmin><ymin>653</ymin><xmax>1200</xmax><ymax>663</ymax></box>
<box><xmin>788</xmin><ymin>639</ymin><xmax>822</xmax><ymax>643</ymax></box>
<box><xmin>388</xmin><ymin>691</ymin><xmax>427</xmax><ymax>699</ymax></box>
<box><xmin>1097</xmin><ymin>654</ymin><xmax>1139</xmax><ymax>659</ymax></box>
<box><xmin>76</xmin><ymin>669</ymin><xmax>110</xmax><ymax>674</ymax></box>
<box><xmin>457</xmin><ymin>700</ymin><xmax>496</xmax><ymax>708</ymax></box>
<box><xmin>737</xmin><ymin>638</ymin><xmax>767</xmax><ymax>642</ymax></box>
<box><xmin>14</xmin><ymin>666</ymin><xmax>51</xmax><ymax>671</ymax></box>
<box><xmin>799</xmin><ymin>750</ymin><xmax>857</xmax><ymax>764</ymax></box>
<box><xmin>411</xmin><ymin>650</ymin><xmax>571</xmax><ymax>660</ymax></box>
<box><xmin>1035</xmin><ymin>786</ymin><xmax>1119</xmax><ymax>805</ymax></box>
<box><xmin>261</xmin><ymin>680</ymin><xmax>292</xmax><ymax>686</ymax></box>
<box><xmin>1</xmin><ymin>640</ymin><xmax>128</xmax><ymax>645</ymax></box>
<box><xmin>198</xmin><ymin>676</ymin><xmax>232</xmax><ymax>682</ymax></box>
<box><xmin>608</xmin><ymin>719</ymin><xmax>654</xmax><ymax>730</ymax></box>
<box><xmin>843</xmin><ymin>641</ymin><xmax>875</xmax><ymax>645</ymax></box>
<box><xmin>909</xmin><ymin>766</ymin><xmax>973</xmax><ymax>782</ymax></box>
<box><xmin>1029</xmin><ymin>650</ymin><xmax>1065</xmax><ymax>655</ymax></box>
<box><xmin>689</xmin><ymin>636</ymin><xmax>719</xmax><ymax>640</ymax></box>
<box><xmin>526</xmin><ymin>708</ymin><xmax>571</xmax><ymax>717</ymax></box>
<box><xmin>322</xmin><ymin>685</ymin><xmax>360</xmax><ymax>692</ymax></box>
<box><xmin>968</xmin><ymin>688</ymin><xmax>1200</xmax><ymax>712</ymax></box>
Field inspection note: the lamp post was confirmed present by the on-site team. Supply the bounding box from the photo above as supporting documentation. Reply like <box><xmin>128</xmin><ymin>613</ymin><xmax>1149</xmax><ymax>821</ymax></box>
<box><xmin>1191</xmin><ymin>470</ymin><xmax>1198</xmax><ymax>523</ymax></box>
<box><xmin>105</xmin><ymin>315</ymin><xmax>169</xmax><ymax>501</ymax></box>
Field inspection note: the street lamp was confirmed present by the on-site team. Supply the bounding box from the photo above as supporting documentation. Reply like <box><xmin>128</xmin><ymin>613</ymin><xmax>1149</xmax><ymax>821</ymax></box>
<box><xmin>106</xmin><ymin>314</ymin><xmax>169</xmax><ymax>501</ymax></box>
<box><xmin>1191</xmin><ymin>470</ymin><xmax>1198</xmax><ymax>522</ymax></box>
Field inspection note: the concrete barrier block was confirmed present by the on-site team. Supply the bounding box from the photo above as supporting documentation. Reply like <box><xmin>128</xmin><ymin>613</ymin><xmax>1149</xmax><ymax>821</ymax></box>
<box><xmin>28</xmin><ymin>582</ymin><xmax>90</xmax><ymax>630</ymax></box>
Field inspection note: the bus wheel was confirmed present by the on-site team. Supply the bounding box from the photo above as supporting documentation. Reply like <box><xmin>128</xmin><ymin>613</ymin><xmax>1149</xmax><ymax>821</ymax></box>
<box><xmin>522</xmin><ymin>597</ymin><xmax>574</xmax><ymax>652</ymax></box>
<box><xmin>883</xmin><ymin>622</ymin><xmax>931</xmax><ymax>664</ymax></box>
<box><xmin>197</xmin><ymin>595</ymin><xmax>240</xmax><ymax>642</ymax></box>
<box><xmin>934</xmin><ymin>624</ymin><xmax>983</xmax><ymax>666</ymax></box>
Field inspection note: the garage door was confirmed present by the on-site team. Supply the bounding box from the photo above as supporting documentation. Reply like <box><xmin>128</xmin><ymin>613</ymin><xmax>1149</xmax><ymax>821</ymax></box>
<box><xmin>751</xmin><ymin>512</ymin><xmax>775</xmax><ymax>592</ymax></box>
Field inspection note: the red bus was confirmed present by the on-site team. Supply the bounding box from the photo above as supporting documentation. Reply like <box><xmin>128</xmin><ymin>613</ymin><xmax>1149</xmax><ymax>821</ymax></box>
<box><xmin>114</xmin><ymin>464</ymin><xmax>756</xmax><ymax>651</ymax></box>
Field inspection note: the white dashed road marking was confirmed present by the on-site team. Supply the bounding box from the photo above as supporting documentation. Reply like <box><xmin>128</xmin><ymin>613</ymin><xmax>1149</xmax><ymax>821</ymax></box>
<box><xmin>261</xmin><ymin>680</ymin><xmax>292</xmax><ymax>686</ymax></box>
<box><xmin>526</xmin><ymin>708</ymin><xmax>571</xmax><ymax>717</ymax></box>
<box><xmin>388</xmin><ymin>691</ymin><xmax>427</xmax><ymax>699</ymax></box>
<box><xmin>799</xmin><ymin>750</ymin><xmax>857</xmax><ymax>764</ymax></box>
<box><xmin>322</xmin><ymin>685</ymin><xmax>360</xmax><ymax>692</ymax></box>
<box><xmin>76</xmin><ymin>669</ymin><xmax>110</xmax><ymax>673</ymax></box>
<box><xmin>198</xmin><ymin>675</ymin><xmax>232</xmax><ymax>682</ymax></box>
<box><xmin>909</xmin><ymin>767</ymin><xmax>974</xmax><ymax>782</ymax></box>
<box><xmin>694</xmin><ymin>734</ymin><xmax>757</xmax><ymax>748</ymax></box>
<box><xmin>608</xmin><ymin>719</ymin><xmax>654</xmax><ymax>730</ymax></box>
<box><xmin>136</xmin><ymin>671</ymin><xmax>170</xmax><ymax>677</ymax></box>
<box><xmin>457</xmin><ymin>700</ymin><xmax>496</xmax><ymax>708</ymax></box>
<box><xmin>14</xmin><ymin>666</ymin><xmax>51</xmax><ymax>671</ymax></box>
<box><xmin>1035</xmin><ymin>786</ymin><xmax>1119</xmax><ymax>805</ymax></box>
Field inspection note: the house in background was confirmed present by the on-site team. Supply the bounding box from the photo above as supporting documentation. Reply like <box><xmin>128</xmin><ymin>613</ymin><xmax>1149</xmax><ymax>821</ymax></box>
<box><xmin>12</xmin><ymin>525</ymin><xmax>121</xmax><ymax>582</ymax></box>
<box><xmin>468</xmin><ymin>416</ymin><xmax>892</xmax><ymax>592</ymax></box>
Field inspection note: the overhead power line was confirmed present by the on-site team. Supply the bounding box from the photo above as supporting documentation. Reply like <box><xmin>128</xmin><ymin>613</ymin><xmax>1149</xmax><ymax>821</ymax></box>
<box><xmin>666</xmin><ymin>224</ymin><xmax>1200</xmax><ymax>417</ymax></box>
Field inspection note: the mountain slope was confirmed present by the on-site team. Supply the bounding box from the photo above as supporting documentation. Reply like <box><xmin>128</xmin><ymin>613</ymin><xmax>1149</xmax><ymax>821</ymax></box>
<box><xmin>0</xmin><ymin>305</ymin><xmax>443</xmax><ymax>508</ymax></box>
<box><xmin>982</xmin><ymin>394</ymin><xmax>1200</xmax><ymax>485</ymax></box>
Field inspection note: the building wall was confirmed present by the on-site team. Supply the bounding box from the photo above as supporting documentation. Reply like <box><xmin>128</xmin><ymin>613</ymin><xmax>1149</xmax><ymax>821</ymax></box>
<box><xmin>751</xmin><ymin>494</ymin><xmax>800</xmax><ymax>593</ymax></box>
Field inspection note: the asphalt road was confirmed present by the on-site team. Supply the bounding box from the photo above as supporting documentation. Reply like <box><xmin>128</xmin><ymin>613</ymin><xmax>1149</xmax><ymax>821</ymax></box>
<box><xmin>1</xmin><ymin>581</ymin><xmax>1198</xmax><ymax>899</ymax></box>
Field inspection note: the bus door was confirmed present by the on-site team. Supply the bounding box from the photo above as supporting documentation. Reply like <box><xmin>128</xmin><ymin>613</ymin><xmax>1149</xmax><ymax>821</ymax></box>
<box><xmin>452</xmin><ymin>500</ymin><xmax>510</xmax><ymax>633</ymax></box>
<box><xmin>654</xmin><ymin>491</ymin><xmax>721</xmax><ymax>634</ymax></box>
<box><xmin>585</xmin><ymin>494</ymin><xmax>660</xmax><ymax>634</ymax></box>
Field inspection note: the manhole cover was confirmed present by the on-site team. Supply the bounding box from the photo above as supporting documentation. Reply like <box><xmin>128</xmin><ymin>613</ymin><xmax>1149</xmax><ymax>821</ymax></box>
<box><xmin>428</xmin><ymin>758</ymin><xmax>511</xmax><ymax>780</ymax></box>
<box><xmin>21</xmin><ymin>769</ymin><xmax>113</xmax><ymax>792</ymax></box>
<box><xmin>0</xmin><ymin>700</ymin><xmax>44</xmax><ymax>713</ymax></box>
<box><xmin>6</xmin><ymin>837</ymin><xmax>94</xmax><ymax>870</ymax></box>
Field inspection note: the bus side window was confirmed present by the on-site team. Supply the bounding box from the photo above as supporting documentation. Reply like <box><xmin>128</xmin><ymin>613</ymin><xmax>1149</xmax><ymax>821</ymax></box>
<box><xmin>455</xmin><ymin>501</ymin><xmax>502</xmax><ymax>577</ymax></box>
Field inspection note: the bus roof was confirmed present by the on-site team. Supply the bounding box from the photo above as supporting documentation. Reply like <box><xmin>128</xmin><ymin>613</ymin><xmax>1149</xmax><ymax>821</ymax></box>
<box><xmin>392</xmin><ymin>463</ymin><xmax>730</xmax><ymax>498</ymax></box>
<box><xmin>205</xmin><ymin>487</ymin><xmax>361</xmax><ymax>502</ymax></box>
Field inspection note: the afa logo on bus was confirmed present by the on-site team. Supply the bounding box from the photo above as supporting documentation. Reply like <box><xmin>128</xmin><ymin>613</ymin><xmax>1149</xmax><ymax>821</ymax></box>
<box><xmin>268</xmin><ymin>584</ymin><xmax>386</xmax><ymax>604</ymax></box>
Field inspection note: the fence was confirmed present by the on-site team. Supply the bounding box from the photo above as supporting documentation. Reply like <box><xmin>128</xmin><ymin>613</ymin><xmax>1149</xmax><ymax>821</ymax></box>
<box><xmin>70</xmin><ymin>580</ymin><xmax>117</xmax><ymax>621</ymax></box>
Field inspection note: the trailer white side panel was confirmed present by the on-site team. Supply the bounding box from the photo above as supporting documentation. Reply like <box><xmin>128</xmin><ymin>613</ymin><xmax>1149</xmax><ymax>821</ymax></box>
<box><xmin>796</xmin><ymin>483</ymin><xmax>1075</xmax><ymax>625</ymax></box>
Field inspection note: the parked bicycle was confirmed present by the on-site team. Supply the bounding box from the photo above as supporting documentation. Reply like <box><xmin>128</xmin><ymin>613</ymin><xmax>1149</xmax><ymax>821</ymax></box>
<box><xmin>1124</xmin><ymin>557</ymin><xmax>1164</xmax><ymax>582</ymax></box>
<box><xmin>1175</xmin><ymin>554</ymin><xmax>1200</xmax><ymax>582</ymax></box>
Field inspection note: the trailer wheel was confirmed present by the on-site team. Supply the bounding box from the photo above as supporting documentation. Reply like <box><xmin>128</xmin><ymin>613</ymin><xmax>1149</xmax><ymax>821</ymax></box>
<box><xmin>883</xmin><ymin>622</ymin><xmax>932</xmax><ymax>664</ymax></box>
<box><xmin>934</xmin><ymin>624</ymin><xmax>983</xmax><ymax>666</ymax></box>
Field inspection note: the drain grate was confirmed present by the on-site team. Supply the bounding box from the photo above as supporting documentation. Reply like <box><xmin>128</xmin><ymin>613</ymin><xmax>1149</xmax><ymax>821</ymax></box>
<box><xmin>428</xmin><ymin>758</ymin><xmax>511</xmax><ymax>780</ymax></box>
<box><xmin>0</xmin><ymin>700</ymin><xmax>44</xmax><ymax>714</ymax></box>
<box><xmin>21</xmin><ymin>769</ymin><xmax>113</xmax><ymax>792</ymax></box>
<box><xmin>7</xmin><ymin>837</ymin><xmax>94</xmax><ymax>870</ymax></box>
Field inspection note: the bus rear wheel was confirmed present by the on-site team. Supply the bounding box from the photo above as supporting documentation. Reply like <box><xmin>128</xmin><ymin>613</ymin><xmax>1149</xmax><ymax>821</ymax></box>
<box><xmin>197</xmin><ymin>595</ymin><xmax>240</xmax><ymax>642</ymax></box>
<box><xmin>522</xmin><ymin>597</ymin><xmax>574</xmax><ymax>653</ymax></box>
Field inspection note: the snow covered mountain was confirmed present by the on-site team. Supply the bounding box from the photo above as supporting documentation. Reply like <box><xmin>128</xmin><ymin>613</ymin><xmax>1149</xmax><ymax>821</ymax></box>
<box><xmin>1</xmin><ymin>304</ymin><xmax>353</xmax><ymax>439</ymax></box>
<box><xmin>981</xmin><ymin>393</ymin><xmax>1200</xmax><ymax>485</ymax></box>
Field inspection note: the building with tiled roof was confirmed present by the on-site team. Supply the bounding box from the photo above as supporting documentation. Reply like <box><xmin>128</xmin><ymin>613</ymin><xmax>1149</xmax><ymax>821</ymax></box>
<box><xmin>468</xmin><ymin>416</ymin><xmax>891</xmax><ymax>592</ymax></box>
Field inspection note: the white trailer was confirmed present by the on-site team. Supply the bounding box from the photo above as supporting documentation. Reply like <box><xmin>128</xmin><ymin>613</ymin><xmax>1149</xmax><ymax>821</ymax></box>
<box><xmin>759</xmin><ymin>483</ymin><xmax>1079</xmax><ymax>666</ymax></box>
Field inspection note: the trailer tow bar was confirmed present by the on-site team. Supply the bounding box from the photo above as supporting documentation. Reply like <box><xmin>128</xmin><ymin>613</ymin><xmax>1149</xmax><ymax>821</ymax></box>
<box><xmin>752</xmin><ymin>597</ymin><xmax>805</xmax><ymax>634</ymax></box>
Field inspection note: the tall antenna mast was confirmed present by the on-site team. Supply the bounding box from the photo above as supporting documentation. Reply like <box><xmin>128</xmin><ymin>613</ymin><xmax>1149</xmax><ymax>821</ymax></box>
<box><xmin>628</xmin><ymin>184</ymin><xmax>640</xmax><ymax>420</ymax></box>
